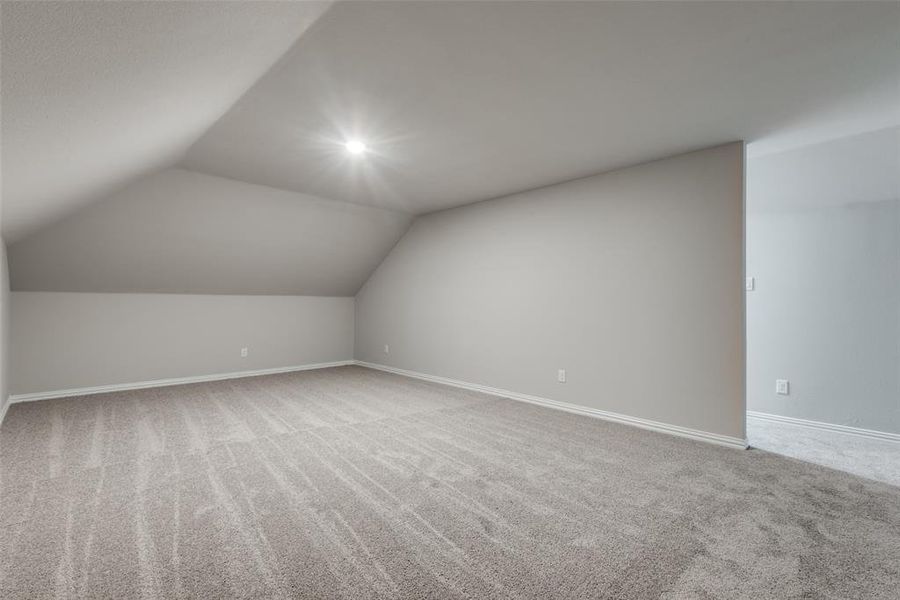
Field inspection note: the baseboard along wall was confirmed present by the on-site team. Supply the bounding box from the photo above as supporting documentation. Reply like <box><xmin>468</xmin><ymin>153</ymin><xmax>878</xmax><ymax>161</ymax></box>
<box><xmin>355</xmin><ymin>361</ymin><xmax>749</xmax><ymax>450</ymax></box>
<box><xmin>0</xmin><ymin>397</ymin><xmax>9</xmax><ymax>430</ymax></box>
<box><xmin>5</xmin><ymin>361</ymin><xmax>355</xmax><ymax>405</ymax></box>
<box><xmin>747</xmin><ymin>410</ymin><xmax>900</xmax><ymax>444</ymax></box>
<box><xmin>4</xmin><ymin>358</ymin><xmax>753</xmax><ymax>450</ymax></box>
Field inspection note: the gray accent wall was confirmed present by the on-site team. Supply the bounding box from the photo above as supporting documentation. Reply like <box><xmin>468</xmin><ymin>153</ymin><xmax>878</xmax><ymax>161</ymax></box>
<box><xmin>355</xmin><ymin>143</ymin><xmax>746</xmax><ymax>441</ymax></box>
<box><xmin>0</xmin><ymin>240</ymin><xmax>9</xmax><ymax>411</ymax></box>
<box><xmin>747</xmin><ymin>128</ymin><xmax>900</xmax><ymax>434</ymax></box>
<box><xmin>11</xmin><ymin>293</ymin><xmax>354</xmax><ymax>395</ymax></box>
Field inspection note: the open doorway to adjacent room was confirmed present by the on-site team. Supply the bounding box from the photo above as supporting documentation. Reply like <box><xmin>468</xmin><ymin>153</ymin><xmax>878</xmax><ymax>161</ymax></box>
<box><xmin>745</xmin><ymin>126</ymin><xmax>900</xmax><ymax>486</ymax></box>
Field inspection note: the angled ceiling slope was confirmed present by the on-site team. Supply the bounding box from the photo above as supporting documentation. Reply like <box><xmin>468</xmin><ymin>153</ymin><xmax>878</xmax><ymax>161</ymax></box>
<box><xmin>183</xmin><ymin>1</ymin><xmax>900</xmax><ymax>214</ymax></box>
<box><xmin>8</xmin><ymin>168</ymin><xmax>413</xmax><ymax>296</ymax></box>
<box><xmin>3</xmin><ymin>1</ymin><xmax>899</xmax><ymax>296</ymax></box>
<box><xmin>0</xmin><ymin>0</ymin><xmax>332</xmax><ymax>243</ymax></box>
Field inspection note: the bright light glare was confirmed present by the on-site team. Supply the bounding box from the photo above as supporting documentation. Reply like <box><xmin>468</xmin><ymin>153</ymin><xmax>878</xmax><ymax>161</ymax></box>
<box><xmin>345</xmin><ymin>139</ymin><xmax>367</xmax><ymax>155</ymax></box>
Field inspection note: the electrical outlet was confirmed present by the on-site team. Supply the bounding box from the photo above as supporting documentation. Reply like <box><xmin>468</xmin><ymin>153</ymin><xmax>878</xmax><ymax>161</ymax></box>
<box><xmin>240</xmin><ymin>347</ymin><xmax>248</xmax><ymax>358</ymax></box>
<box><xmin>384</xmin><ymin>344</ymin><xmax>390</xmax><ymax>354</ymax></box>
<box><xmin>557</xmin><ymin>369</ymin><xmax>566</xmax><ymax>383</ymax></box>
<box><xmin>746</xmin><ymin>277</ymin><xmax>755</xmax><ymax>291</ymax></box>
<box><xmin>775</xmin><ymin>379</ymin><xmax>789</xmax><ymax>395</ymax></box>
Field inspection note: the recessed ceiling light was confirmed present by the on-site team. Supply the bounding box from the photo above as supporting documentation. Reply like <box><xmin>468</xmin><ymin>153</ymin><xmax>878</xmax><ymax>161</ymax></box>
<box><xmin>345</xmin><ymin>139</ymin><xmax>367</xmax><ymax>155</ymax></box>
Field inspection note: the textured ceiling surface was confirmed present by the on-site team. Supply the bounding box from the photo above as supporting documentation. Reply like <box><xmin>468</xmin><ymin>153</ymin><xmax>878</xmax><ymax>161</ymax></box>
<box><xmin>182</xmin><ymin>1</ymin><xmax>900</xmax><ymax>214</ymax></box>
<box><xmin>0</xmin><ymin>0</ymin><xmax>331</xmax><ymax>242</ymax></box>
<box><xmin>7</xmin><ymin>169</ymin><xmax>412</xmax><ymax>295</ymax></box>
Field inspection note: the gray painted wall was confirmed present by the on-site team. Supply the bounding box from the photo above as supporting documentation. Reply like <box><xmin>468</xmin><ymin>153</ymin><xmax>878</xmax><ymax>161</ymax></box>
<box><xmin>0</xmin><ymin>240</ymin><xmax>9</xmax><ymax>412</ymax></box>
<box><xmin>747</xmin><ymin>127</ymin><xmax>900</xmax><ymax>433</ymax></box>
<box><xmin>355</xmin><ymin>143</ymin><xmax>746</xmax><ymax>441</ymax></box>
<box><xmin>11</xmin><ymin>293</ymin><xmax>354</xmax><ymax>395</ymax></box>
<box><xmin>746</xmin><ymin>201</ymin><xmax>900</xmax><ymax>433</ymax></box>
<box><xmin>9</xmin><ymin>168</ymin><xmax>412</xmax><ymax>296</ymax></box>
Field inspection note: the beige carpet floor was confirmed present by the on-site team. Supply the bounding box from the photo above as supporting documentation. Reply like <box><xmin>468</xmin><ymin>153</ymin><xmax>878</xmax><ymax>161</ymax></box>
<box><xmin>1</xmin><ymin>365</ymin><xmax>898</xmax><ymax>599</ymax></box>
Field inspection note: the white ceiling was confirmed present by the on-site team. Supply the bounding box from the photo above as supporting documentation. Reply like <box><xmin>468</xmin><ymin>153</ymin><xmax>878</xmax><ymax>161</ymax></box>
<box><xmin>8</xmin><ymin>169</ymin><xmax>412</xmax><ymax>295</ymax></box>
<box><xmin>182</xmin><ymin>1</ymin><xmax>900</xmax><ymax>214</ymax></box>
<box><xmin>0</xmin><ymin>0</ymin><xmax>331</xmax><ymax>242</ymax></box>
<box><xmin>2</xmin><ymin>1</ymin><xmax>899</xmax><ymax>295</ymax></box>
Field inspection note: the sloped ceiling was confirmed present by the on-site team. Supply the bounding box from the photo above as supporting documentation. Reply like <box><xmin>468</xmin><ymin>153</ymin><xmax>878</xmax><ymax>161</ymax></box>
<box><xmin>0</xmin><ymin>0</ymin><xmax>331</xmax><ymax>242</ymax></box>
<box><xmin>182</xmin><ymin>0</ymin><xmax>900</xmax><ymax>214</ymax></box>
<box><xmin>2</xmin><ymin>1</ymin><xmax>899</xmax><ymax>295</ymax></box>
<box><xmin>8</xmin><ymin>169</ymin><xmax>412</xmax><ymax>295</ymax></box>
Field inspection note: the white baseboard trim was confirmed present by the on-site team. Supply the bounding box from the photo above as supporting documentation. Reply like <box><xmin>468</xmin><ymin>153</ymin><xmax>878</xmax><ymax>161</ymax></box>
<box><xmin>355</xmin><ymin>361</ymin><xmax>748</xmax><ymax>450</ymax></box>
<box><xmin>7</xmin><ymin>360</ymin><xmax>355</xmax><ymax>404</ymax></box>
<box><xmin>747</xmin><ymin>410</ymin><xmax>900</xmax><ymax>444</ymax></box>
<box><xmin>0</xmin><ymin>396</ymin><xmax>10</xmax><ymax>429</ymax></box>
